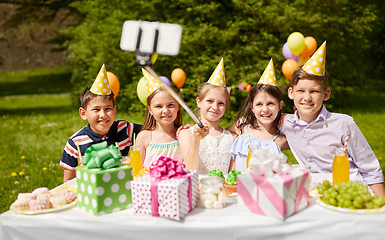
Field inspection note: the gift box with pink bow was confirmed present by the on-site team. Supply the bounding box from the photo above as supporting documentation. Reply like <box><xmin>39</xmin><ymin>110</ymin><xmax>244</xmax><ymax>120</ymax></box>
<box><xmin>132</xmin><ymin>156</ymin><xmax>199</xmax><ymax>221</ymax></box>
<box><xmin>237</xmin><ymin>147</ymin><xmax>310</xmax><ymax>220</ymax></box>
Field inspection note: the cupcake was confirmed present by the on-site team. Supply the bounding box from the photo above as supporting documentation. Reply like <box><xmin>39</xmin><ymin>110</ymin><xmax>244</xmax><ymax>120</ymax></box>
<box><xmin>208</xmin><ymin>170</ymin><xmax>224</xmax><ymax>178</ymax></box>
<box><xmin>224</xmin><ymin>170</ymin><xmax>242</xmax><ymax>195</ymax></box>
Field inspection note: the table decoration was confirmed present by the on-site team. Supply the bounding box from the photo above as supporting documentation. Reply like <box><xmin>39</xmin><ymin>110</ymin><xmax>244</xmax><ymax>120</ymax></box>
<box><xmin>132</xmin><ymin>156</ymin><xmax>199</xmax><ymax>221</ymax></box>
<box><xmin>76</xmin><ymin>141</ymin><xmax>133</xmax><ymax>215</ymax></box>
<box><xmin>237</xmin><ymin>147</ymin><xmax>310</xmax><ymax>220</ymax></box>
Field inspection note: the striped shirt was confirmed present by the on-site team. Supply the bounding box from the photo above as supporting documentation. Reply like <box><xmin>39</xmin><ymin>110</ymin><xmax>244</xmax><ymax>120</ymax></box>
<box><xmin>60</xmin><ymin>120</ymin><xmax>142</xmax><ymax>171</ymax></box>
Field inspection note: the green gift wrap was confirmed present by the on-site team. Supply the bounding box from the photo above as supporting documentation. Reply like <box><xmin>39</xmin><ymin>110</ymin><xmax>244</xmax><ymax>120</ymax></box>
<box><xmin>76</xmin><ymin>165</ymin><xmax>133</xmax><ymax>215</ymax></box>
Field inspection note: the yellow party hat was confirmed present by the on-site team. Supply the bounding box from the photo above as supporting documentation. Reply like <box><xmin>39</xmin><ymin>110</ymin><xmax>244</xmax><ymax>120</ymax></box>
<box><xmin>207</xmin><ymin>58</ymin><xmax>226</xmax><ymax>86</ymax></box>
<box><xmin>302</xmin><ymin>41</ymin><xmax>326</xmax><ymax>76</ymax></box>
<box><xmin>142</xmin><ymin>68</ymin><xmax>162</xmax><ymax>95</ymax></box>
<box><xmin>90</xmin><ymin>64</ymin><xmax>112</xmax><ymax>95</ymax></box>
<box><xmin>258</xmin><ymin>59</ymin><xmax>277</xmax><ymax>87</ymax></box>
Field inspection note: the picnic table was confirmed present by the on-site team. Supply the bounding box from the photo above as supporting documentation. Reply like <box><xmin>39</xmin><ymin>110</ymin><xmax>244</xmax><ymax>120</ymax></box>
<box><xmin>1</xmin><ymin>173</ymin><xmax>385</xmax><ymax>240</ymax></box>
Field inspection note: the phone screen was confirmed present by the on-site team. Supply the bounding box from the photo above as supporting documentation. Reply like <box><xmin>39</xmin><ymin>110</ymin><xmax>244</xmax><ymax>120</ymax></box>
<box><xmin>120</xmin><ymin>21</ymin><xmax>182</xmax><ymax>56</ymax></box>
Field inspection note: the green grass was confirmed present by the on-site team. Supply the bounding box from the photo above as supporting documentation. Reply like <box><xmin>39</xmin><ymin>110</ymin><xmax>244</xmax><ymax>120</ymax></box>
<box><xmin>0</xmin><ymin>67</ymin><xmax>143</xmax><ymax>213</ymax></box>
<box><xmin>0</xmin><ymin>67</ymin><xmax>384</xmax><ymax>213</ymax></box>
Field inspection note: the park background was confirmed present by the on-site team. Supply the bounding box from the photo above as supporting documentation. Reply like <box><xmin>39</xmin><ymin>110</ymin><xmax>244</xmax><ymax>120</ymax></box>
<box><xmin>0</xmin><ymin>0</ymin><xmax>384</xmax><ymax>213</ymax></box>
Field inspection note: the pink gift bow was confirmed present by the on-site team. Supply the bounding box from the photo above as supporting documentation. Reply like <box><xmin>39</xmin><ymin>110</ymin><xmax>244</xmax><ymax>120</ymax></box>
<box><xmin>149</xmin><ymin>156</ymin><xmax>192</xmax><ymax>217</ymax></box>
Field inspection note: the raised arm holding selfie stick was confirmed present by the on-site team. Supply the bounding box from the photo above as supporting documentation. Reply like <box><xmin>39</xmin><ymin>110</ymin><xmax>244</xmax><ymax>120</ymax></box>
<box><xmin>120</xmin><ymin>20</ymin><xmax>204</xmax><ymax>128</ymax></box>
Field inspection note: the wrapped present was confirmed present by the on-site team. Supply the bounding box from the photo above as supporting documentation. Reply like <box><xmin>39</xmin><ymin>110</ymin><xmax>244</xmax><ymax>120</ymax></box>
<box><xmin>238</xmin><ymin>147</ymin><xmax>310</xmax><ymax>220</ymax></box>
<box><xmin>237</xmin><ymin>168</ymin><xmax>310</xmax><ymax>220</ymax></box>
<box><xmin>83</xmin><ymin>141</ymin><xmax>122</xmax><ymax>169</ymax></box>
<box><xmin>76</xmin><ymin>141</ymin><xmax>133</xmax><ymax>215</ymax></box>
<box><xmin>132</xmin><ymin>157</ymin><xmax>199</xmax><ymax>221</ymax></box>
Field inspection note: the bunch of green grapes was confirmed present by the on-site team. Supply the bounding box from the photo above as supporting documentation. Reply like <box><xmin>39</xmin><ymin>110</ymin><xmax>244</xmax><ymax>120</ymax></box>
<box><xmin>316</xmin><ymin>180</ymin><xmax>385</xmax><ymax>209</ymax></box>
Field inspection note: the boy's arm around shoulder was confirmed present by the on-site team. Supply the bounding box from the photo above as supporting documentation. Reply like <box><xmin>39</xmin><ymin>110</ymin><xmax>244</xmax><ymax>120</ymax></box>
<box><xmin>276</xmin><ymin>135</ymin><xmax>290</xmax><ymax>151</ymax></box>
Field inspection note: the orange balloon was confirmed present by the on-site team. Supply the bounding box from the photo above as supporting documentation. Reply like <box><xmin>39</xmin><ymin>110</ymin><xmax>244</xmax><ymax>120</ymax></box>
<box><xmin>301</xmin><ymin>36</ymin><xmax>317</xmax><ymax>59</ymax></box>
<box><xmin>107</xmin><ymin>71</ymin><xmax>120</xmax><ymax>100</ymax></box>
<box><xmin>246</xmin><ymin>84</ymin><xmax>252</xmax><ymax>93</ymax></box>
<box><xmin>282</xmin><ymin>59</ymin><xmax>299</xmax><ymax>80</ymax></box>
<box><xmin>171</xmin><ymin>68</ymin><xmax>186</xmax><ymax>88</ymax></box>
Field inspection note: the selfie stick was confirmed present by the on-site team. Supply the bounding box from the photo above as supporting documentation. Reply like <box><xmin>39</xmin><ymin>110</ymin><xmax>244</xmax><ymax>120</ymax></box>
<box><xmin>134</xmin><ymin>27</ymin><xmax>204</xmax><ymax>128</ymax></box>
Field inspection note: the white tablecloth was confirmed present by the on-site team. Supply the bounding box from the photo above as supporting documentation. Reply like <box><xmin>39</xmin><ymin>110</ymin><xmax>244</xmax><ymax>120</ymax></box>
<box><xmin>1</xmin><ymin>174</ymin><xmax>385</xmax><ymax>240</ymax></box>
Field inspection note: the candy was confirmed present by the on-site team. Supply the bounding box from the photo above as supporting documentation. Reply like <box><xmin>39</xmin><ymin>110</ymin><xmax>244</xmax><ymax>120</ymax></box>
<box><xmin>199</xmin><ymin>177</ymin><xmax>226</xmax><ymax>209</ymax></box>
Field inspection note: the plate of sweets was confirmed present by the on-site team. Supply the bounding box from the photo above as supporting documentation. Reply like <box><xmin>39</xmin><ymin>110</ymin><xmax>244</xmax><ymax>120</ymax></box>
<box><xmin>314</xmin><ymin>180</ymin><xmax>385</xmax><ymax>214</ymax></box>
<box><xmin>10</xmin><ymin>185</ymin><xmax>77</xmax><ymax>215</ymax></box>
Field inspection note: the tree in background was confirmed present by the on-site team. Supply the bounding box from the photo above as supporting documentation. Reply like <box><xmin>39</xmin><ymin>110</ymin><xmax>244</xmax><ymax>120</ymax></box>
<box><xmin>0</xmin><ymin>0</ymin><xmax>83</xmax><ymax>69</ymax></box>
<box><xmin>3</xmin><ymin>0</ymin><xmax>384</xmax><ymax>120</ymax></box>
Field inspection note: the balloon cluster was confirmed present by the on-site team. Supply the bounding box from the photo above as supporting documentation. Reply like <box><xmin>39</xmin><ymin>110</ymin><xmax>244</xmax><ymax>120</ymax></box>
<box><xmin>282</xmin><ymin>32</ymin><xmax>317</xmax><ymax>80</ymax></box>
<box><xmin>137</xmin><ymin>65</ymin><xmax>186</xmax><ymax>106</ymax></box>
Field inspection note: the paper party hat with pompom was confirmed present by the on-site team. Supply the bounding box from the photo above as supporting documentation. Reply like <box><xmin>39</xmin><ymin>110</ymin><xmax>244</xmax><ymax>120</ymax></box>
<box><xmin>258</xmin><ymin>59</ymin><xmax>277</xmax><ymax>87</ymax></box>
<box><xmin>90</xmin><ymin>64</ymin><xmax>112</xmax><ymax>95</ymax></box>
<box><xmin>302</xmin><ymin>41</ymin><xmax>326</xmax><ymax>76</ymax></box>
<box><xmin>142</xmin><ymin>68</ymin><xmax>162</xmax><ymax>95</ymax></box>
<box><xmin>207</xmin><ymin>58</ymin><xmax>226</xmax><ymax>86</ymax></box>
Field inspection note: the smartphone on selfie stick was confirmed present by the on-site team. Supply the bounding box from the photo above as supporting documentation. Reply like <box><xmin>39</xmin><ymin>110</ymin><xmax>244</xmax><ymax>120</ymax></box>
<box><xmin>120</xmin><ymin>20</ymin><xmax>204</xmax><ymax>128</ymax></box>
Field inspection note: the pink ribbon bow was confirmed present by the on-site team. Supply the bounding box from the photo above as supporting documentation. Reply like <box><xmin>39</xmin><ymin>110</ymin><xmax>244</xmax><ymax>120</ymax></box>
<box><xmin>150</xmin><ymin>156</ymin><xmax>186</xmax><ymax>180</ymax></box>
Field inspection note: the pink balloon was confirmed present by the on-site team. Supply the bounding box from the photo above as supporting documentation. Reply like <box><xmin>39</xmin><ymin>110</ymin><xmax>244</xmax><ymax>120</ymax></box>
<box><xmin>159</xmin><ymin>76</ymin><xmax>171</xmax><ymax>86</ymax></box>
<box><xmin>282</xmin><ymin>42</ymin><xmax>299</xmax><ymax>61</ymax></box>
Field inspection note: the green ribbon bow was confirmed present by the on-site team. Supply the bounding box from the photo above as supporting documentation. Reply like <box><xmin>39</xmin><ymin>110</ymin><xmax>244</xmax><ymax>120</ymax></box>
<box><xmin>83</xmin><ymin>141</ymin><xmax>122</xmax><ymax>169</ymax></box>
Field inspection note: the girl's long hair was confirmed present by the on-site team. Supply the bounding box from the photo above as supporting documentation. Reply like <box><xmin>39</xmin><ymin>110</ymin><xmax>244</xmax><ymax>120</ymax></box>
<box><xmin>141</xmin><ymin>87</ymin><xmax>182</xmax><ymax>131</ymax></box>
<box><xmin>235</xmin><ymin>84</ymin><xmax>282</xmax><ymax>134</ymax></box>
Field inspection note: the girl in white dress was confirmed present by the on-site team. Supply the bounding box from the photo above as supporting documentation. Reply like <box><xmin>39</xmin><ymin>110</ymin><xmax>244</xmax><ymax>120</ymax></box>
<box><xmin>179</xmin><ymin>58</ymin><xmax>235</xmax><ymax>174</ymax></box>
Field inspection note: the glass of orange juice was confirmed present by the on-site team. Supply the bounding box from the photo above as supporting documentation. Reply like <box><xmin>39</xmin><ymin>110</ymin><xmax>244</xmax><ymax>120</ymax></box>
<box><xmin>332</xmin><ymin>147</ymin><xmax>350</xmax><ymax>184</ymax></box>
<box><xmin>128</xmin><ymin>146</ymin><xmax>143</xmax><ymax>178</ymax></box>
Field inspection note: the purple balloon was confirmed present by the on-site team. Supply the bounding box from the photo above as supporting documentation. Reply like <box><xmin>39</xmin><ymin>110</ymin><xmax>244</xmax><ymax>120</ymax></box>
<box><xmin>159</xmin><ymin>76</ymin><xmax>171</xmax><ymax>86</ymax></box>
<box><xmin>282</xmin><ymin>42</ymin><xmax>299</xmax><ymax>60</ymax></box>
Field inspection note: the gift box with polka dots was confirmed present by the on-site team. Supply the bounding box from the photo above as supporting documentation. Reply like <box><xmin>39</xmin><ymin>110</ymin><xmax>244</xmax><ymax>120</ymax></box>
<box><xmin>76</xmin><ymin>165</ymin><xmax>133</xmax><ymax>215</ymax></box>
<box><xmin>132</xmin><ymin>170</ymin><xmax>199</xmax><ymax>221</ymax></box>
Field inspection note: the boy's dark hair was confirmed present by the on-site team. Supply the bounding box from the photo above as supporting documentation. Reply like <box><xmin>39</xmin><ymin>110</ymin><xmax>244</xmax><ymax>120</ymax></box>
<box><xmin>80</xmin><ymin>87</ymin><xmax>115</xmax><ymax>109</ymax></box>
<box><xmin>291</xmin><ymin>66</ymin><xmax>329</xmax><ymax>91</ymax></box>
<box><xmin>236</xmin><ymin>83</ymin><xmax>282</xmax><ymax>134</ymax></box>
